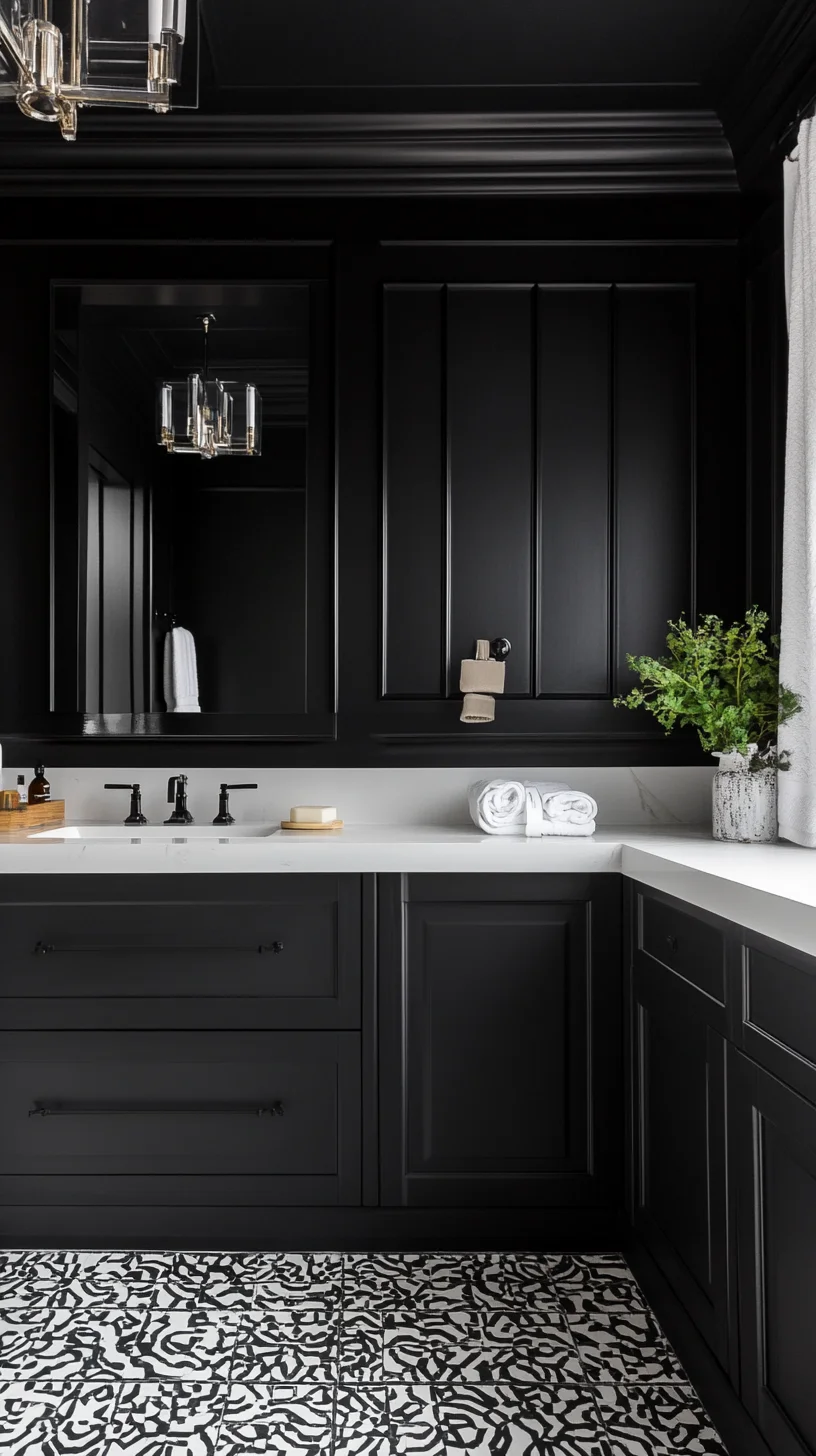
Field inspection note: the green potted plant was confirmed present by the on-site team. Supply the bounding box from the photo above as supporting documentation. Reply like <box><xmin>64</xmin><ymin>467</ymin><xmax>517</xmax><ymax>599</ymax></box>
<box><xmin>614</xmin><ymin>607</ymin><xmax>800</xmax><ymax>842</ymax></box>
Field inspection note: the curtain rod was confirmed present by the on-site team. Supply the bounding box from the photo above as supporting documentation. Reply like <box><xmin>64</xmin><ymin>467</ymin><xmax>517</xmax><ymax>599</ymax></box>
<box><xmin>776</xmin><ymin>91</ymin><xmax>816</xmax><ymax>158</ymax></box>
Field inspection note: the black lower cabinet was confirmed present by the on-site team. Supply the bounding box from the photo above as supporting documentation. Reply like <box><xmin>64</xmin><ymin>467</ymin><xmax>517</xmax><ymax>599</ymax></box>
<box><xmin>630</xmin><ymin>905</ymin><xmax>733</xmax><ymax>1373</ymax></box>
<box><xmin>733</xmin><ymin>1049</ymin><xmax>816</xmax><ymax>1456</ymax></box>
<box><xmin>378</xmin><ymin>874</ymin><xmax>622</xmax><ymax>1221</ymax></box>
<box><xmin>0</xmin><ymin>1031</ymin><xmax>361</xmax><ymax>1208</ymax></box>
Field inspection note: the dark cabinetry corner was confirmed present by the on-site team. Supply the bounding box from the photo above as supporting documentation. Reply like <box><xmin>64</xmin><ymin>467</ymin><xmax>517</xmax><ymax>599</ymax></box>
<box><xmin>732</xmin><ymin>1051</ymin><xmax>816</xmax><ymax>1456</ymax></box>
<box><xmin>628</xmin><ymin>884</ymin><xmax>816</xmax><ymax>1456</ymax></box>
<box><xmin>378</xmin><ymin>873</ymin><xmax>623</xmax><ymax>1215</ymax></box>
<box><xmin>630</xmin><ymin>887</ymin><xmax>734</xmax><ymax>1375</ymax></box>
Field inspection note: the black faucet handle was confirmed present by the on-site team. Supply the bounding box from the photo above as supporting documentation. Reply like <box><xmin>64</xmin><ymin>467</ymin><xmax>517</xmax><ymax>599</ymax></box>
<box><xmin>105</xmin><ymin>783</ymin><xmax>148</xmax><ymax>826</ymax></box>
<box><xmin>165</xmin><ymin>775</ymin><xmax>193</xmax><ymax>826</ymax></box>
<box><xmin>167</xmin><ymin>773</ymin><xmax>187</xmax><ymax>804</ymax></box>
<box><xmin>213</xmin><ymin>783</ymin><xmax>258</xmax><ymax>826</ymax></box>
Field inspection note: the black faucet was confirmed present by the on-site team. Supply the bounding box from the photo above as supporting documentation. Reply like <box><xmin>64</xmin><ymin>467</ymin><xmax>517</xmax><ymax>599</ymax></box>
<box><xmin>105</xmin><ymin>783</ymin><xmax>148</xmax><ymax>826</ymax></box>
<box><xmin>165</xmin><ymin>774</ymin><xmax>194</xmax><ymax>825</ymax></box>
<box><xmin>213</xmin><ymin>783</ymin><xmax>258</xmax><ymax>825</ymax></box>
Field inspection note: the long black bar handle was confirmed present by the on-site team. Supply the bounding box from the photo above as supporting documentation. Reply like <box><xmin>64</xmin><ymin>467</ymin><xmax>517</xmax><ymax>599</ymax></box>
<box><xmin>33</xmin><ymin>940</ymin><xmax>284</xmax><ymax>955</ymax></box>
<box><xmin>29</xmin><ymin>1100</ymin><xmax>285</xmax><ymax>1118</ymax></box>
<box><xmin>104</xmin><ymin>783</ymin><xmax>147</xmax><ymax>826</ymax></box>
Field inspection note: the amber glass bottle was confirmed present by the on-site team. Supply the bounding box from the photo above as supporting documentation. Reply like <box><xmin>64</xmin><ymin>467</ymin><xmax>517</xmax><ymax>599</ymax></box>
<box><xmin>28</xmin><ymin>766</ymin><xmax>50</xmax><ymax>804</ymax></box>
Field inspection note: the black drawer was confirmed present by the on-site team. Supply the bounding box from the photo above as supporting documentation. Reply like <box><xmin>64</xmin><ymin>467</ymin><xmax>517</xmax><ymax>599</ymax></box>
<box><xmin>740</xmin><ymin>938</ymin><xmax>816</xmax><ymax>1105</ymax></box>
<box><xmin>636</xmin><ymin>890</ymin><xmax>727</xmax><ymax>1005</ymax></box>
<box><xmin>0</xmin><ymin>875</ymin><xmax>361</xmax><ymax>1029</ymax></box>
<box><xmin>0</xmin><ymin>1030</ymin><xmax>360</xmax><ymax>1206</ymax></box>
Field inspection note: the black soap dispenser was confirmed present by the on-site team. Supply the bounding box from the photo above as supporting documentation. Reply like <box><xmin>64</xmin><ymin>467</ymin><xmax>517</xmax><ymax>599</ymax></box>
<box><xmin>28</xmin><ymin>765</ymin><xmax>51</xmax><ymax>805</ymax></box>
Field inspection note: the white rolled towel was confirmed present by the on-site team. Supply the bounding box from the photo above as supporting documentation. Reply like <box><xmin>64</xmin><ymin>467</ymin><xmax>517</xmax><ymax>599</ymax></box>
<box><xmin>468</xmin><ymin>779</ymin><xmax>597</xmax><ymax>838</ymax></box>
<box><xmin>469</xmin><ymin>779</ymin><xmax>567</xmax><ymax>835</ymax></box>
<box><xmin>539</xmin><ymin>790</ymin><xmax>598</xmax><ymax>825</ymax></box>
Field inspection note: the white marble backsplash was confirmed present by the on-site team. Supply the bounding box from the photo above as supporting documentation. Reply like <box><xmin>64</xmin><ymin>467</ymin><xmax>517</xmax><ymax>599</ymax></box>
<box><xmin>1</xmin><ymin>765</ymin><xmax>715</xmax><ymax>828</ymax></box>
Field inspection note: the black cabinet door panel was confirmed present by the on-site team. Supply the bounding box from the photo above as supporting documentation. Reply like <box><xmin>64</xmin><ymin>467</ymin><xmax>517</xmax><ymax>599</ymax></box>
<box><xmin>0</xmin><ymin>1030</ymin><xmax>360</xmax><ymax>1206</ymax></box>
<box><xmin>537</xmin><ymin>285</ymin><xmax>612</xmax><ymax>696</ymax></box>
<box><xmin>734</xmin><ymin>1050</ymin><xmax>816</xmax><ymax>1456</ymax></box>
<box><xmin>0</xmin><ymin>874</ymin><xmax>361</xmax><ymax>1030</ymax></box>
<box><xmin>447</xmin><ymin>285</ymin><xmax>534</xmax><ymax>697</ymax></box>
<box><xmin>614</xmin><ymin>285</ymin><xmax>693</xmax><ymax>689</ymax></box>
<box><xmin>346</xmin><ymin>242</ymin><xmax>744</xmax><ymax>759</ymax></box>
<box><xmin>739</xmin><ymin>935</ymin><xmax>816</xmax><ymax>1107</ymax></box>
<box><xmin>636</xmin><ymin>889</ymin><xmax>727</xmax><ymax>1004</ymax></box>
<box><xmin>631</xmin><ymin>956</ymin><xmax>732</xmax><ymax>1371</ymax></box>
<box><xmin>379</xmin><ymin>873</ymin><xmax>621</xmax><ymax>1208</ymax></box>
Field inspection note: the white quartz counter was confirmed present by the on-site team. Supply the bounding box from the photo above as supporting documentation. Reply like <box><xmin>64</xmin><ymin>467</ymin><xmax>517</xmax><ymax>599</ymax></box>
<box><xmin>1</xmin><ymin>821</ymin><xmax>816</xmax><ymax>956</ymax></box>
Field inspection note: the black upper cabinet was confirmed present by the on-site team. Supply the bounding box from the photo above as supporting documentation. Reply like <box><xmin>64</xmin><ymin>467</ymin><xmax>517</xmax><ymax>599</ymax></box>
<box><xmin>340</xmin><ymin>240</ymin><xmax>745</xmax><ymax>759</ymax></box>
<box><xmin>378</xmin><ymin>873</ymin><xmax>622</xmax><ymax>1210</ymax></box>
<box><xmin>2</xmin><ymin>243</ymin><xmax>335</xmax><ymax>745</ymax></box>
<box><xmin>1</xmin><ymin>222</ymin><xmax>749</xmax><ymax>763</ymax></box>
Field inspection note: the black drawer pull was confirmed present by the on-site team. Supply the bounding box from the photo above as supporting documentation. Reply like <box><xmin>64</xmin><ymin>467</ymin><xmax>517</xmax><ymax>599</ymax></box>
<box><xmin>33</xmin><ymin>941</ymin><xmax>285</xmax><ymax>957</ymax></box>
<box><xmin>666</xmin><ymin>934</ymin><xmax>679</xmax><ymax>952</ymax></box>
<box><xmin>28</xmin><ymin>1099</ymin><xmax>285</xmax><ymax>1118</ymax></box>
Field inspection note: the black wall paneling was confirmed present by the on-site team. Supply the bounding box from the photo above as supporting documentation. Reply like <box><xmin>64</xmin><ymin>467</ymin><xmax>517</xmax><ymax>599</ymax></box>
<box><xmin>745</xmin><ymin>218</ymin><xmax>787</xmax><ymax>633</ymax></box>
<box><xmin>366</xmin><ymin>241</ymin><xmax>746</xmax><ymax>752</ymax></box>
<box><xmin>614</xmin><ymin>285</ymin><xmax>693</xmax><ymax>681</ymax></box>
<box><xmin>0</xmin><ymin>208</ymin><xmax>752</xmax><ymax>765</ymax></box>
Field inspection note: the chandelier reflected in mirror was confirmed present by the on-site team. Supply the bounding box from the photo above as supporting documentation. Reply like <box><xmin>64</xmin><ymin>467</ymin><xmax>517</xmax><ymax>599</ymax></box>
<box><xmin>158</xmin><ymin>315</ymin><xmax>263</xmax><ymax>461</ymax></box>
<box><xmin>0</xmin><ymin>0</ymin><xmax>192</xmax><ymax>140</ymax></box>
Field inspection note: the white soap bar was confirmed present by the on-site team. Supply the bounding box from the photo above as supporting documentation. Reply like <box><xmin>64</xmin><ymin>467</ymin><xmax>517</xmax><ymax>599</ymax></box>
<box><xmin>289</xmin><ymin>805</ymin><xmax>337</xmax><ymax>823</ymax></box>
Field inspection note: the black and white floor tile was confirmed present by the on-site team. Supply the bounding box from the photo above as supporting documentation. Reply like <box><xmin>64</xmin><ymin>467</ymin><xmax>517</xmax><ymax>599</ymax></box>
<box><xmin>0</xmin><ymin>1250</ymin><xmax>729</xmax><ymax>1454</ymax></box>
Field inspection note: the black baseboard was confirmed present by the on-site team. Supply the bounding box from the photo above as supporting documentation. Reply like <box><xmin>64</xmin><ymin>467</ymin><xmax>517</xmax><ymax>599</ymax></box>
<box><xmin>0</xmin><ymin>1205</ymin><xmax>627</xmax><ymax>1251</ymax></box>
<box><xmin>625</xmin><ymin>1236</ymin><xmax>771</xmax><ymax>1456</ymax></box>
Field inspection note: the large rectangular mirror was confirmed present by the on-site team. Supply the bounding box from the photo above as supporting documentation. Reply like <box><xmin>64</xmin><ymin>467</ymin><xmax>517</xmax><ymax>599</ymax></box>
<box><xmin>51</xmin><ymin>279</ymin><xmax>333</xmax><ymax>737</ymax></box>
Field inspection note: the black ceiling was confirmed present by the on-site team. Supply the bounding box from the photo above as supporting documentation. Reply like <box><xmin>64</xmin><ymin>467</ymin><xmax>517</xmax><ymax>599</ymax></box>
<box><xmin>199</xmin><ymin>0</ymin><xmax>776</xmax><ymax>98</ymax></box>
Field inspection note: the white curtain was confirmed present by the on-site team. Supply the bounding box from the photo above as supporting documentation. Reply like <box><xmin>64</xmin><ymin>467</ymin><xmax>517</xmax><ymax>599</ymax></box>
<box><xmin>779</xmin><ymin>119</ymin><xmax>816</xmax><ymax>846</ymax></box>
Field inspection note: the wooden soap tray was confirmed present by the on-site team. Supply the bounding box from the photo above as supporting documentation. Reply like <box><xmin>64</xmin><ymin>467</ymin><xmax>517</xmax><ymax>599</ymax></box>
<box><xmin>0</xmin><ymin>799</ymin><xmax>66</xmax><ymax>833</ymax></box>
<box><xmin>280</xmin><ymin>819</ymin><xmax>344</xmax><ymax>831</ymax></box>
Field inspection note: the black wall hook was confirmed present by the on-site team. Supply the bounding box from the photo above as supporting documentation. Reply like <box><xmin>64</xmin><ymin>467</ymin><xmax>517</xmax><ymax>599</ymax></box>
<box><xmin>490</xmin><ymin>638</ymin><xmax>512</xmax><ymax>661</ymax></box>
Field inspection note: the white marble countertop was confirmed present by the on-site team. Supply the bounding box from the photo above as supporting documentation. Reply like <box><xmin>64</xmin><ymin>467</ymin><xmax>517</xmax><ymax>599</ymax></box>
<box><xmin>1</xmin><ymin>821</ymin><xmax>815</xmax><ymax>955</ymax></box>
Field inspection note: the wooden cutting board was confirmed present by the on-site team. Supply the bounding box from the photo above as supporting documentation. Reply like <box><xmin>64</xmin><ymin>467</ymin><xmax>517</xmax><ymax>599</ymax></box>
<box><xmin>280</xmin><ymin>819</ymin><xmax>344</xmax><ymax>831</ymax></box>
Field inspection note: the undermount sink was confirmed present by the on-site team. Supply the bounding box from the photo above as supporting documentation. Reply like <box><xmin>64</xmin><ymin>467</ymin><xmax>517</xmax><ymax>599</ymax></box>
<box><xmin>29</xmin><ymin>824</ymin><xmax>281</xmax><ymax>841</ymax></box>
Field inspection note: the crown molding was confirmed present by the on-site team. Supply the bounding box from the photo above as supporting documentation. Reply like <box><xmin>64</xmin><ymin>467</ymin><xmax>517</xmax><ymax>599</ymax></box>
<box><xmin>718</xmin><ymin>0</ymin><xmax>816</xmax><ymax>185</ymax></box>
<box><xmin>0</xmin><ymin>108</ymin><xmax>736</xmax><ymax>197</ymax></box>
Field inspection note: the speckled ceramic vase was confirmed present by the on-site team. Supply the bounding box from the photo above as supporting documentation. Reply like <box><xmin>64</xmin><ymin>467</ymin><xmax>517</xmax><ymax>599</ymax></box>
<box><xmin>711</xmin><ymin>748</ymin><xmax>777</xmax><ymax>843</ymax></box>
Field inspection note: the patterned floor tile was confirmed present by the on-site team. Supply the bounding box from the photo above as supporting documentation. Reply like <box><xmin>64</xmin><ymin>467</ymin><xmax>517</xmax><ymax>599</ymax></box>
<box><xmin>224</xmin><ymin>1383</ymin><xmax>334</xmax><ymax>1422</ymax></box>
<box><xmin>72</xmin><ymin>1252</ymin><xmax>176</xmax><ymax>1285</ymax></box>
<box><xmin>0</xmin><ymin>1380</ymin><xmax>118</xmax><ymax>1456</ymax></box>
<box><xmin>334</xmin><ymin>1385</ymin><xmax>443</xmax><ymax>1456</ymax></box>
<box><xmin>596</xmin><ymin>1382</ymin><xmax>728</xmax><ymax>1454</ymax></box>
<box><xmin>162</xmin><ymin>1279</ymin><xmax>258</xmax><ymax>1312</ymax></box>
<box><xmin>435</xmin><ymin>1384</ymin><xmax>607</xmax><ymax>1455</ymax></box>
<box><xmin>568</xmin><ymin>1310</ymin><xmax>686</xmax><ymax>1383</ymax></box>
<box><xmin>219</xmin><ymin>1383</ymin><xmax>334</xmax><ymax>1453</ymax></box>
<box><xmin>0</xmin><ymin>1311</ymin><xmax>101</xmax><ymax>1380</ymax></box>
<box><xmin>231</xmin><ymin>1311</ymin><xmax>338</xmax><ymax>1383</ymax></box>
<box><xmin>343</xmin><ymin>1253</ymin><xmax>471</xmax><ymax>1312</ymax></box>
<box><xmin>252</xmin><ymin>1252</ymin><xmax>343</xmax><ymax>1308</ymax></box>
<box><xmin>93</xmin><ymin>1312</ymin><xmax>238</xmax><ymax>1382</ymax></box>
<box><xmin>466</xmin><ymin>1254</ymin><xmax>556</xmax><ymax>1310</ymax></box>
<box><xmin>383</xmin><ymin>1310</ymin><xmax>584</xmax><ymax>1384</ymax></box>
<box><xmin>0</xmin><ymin>1250</ymin><xmax>727</xmax><ymax>1455</ymax></box>
<box><xmin>339</xmin><ymin>1312</ymin><xmax>385</xmax><ymax>1382</ymax></box>
<box><xmin>106</xmin><ymin>1382</ymin><xmax>228</xmax><ymax>1456</ymax></box>
<box><xmin>549</xmin><ymin>1255</ymin><xmax>646</xmax><ymax>1316</ymax></box>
